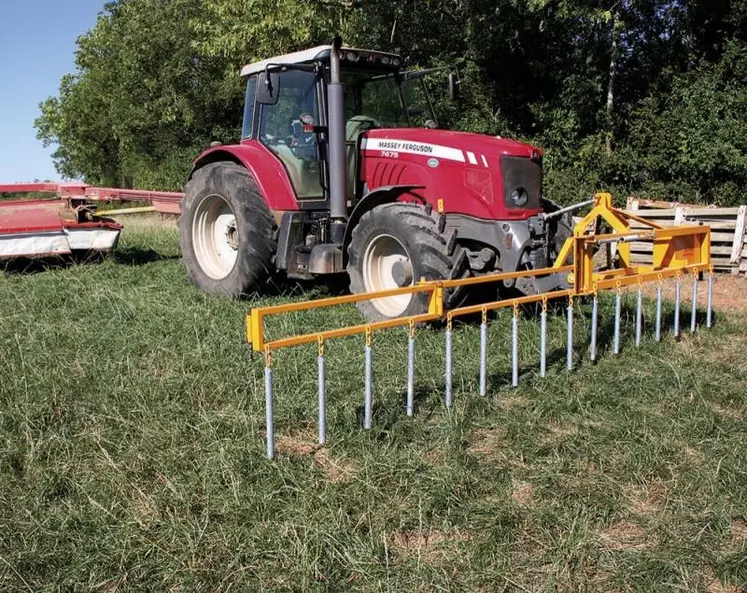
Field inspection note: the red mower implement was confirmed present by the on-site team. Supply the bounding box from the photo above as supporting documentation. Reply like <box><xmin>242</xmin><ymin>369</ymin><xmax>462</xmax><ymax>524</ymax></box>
<box><xmin>0</xmin><ymin>182</ymin><xmax>182</xmax><ymax>260</ymax></box>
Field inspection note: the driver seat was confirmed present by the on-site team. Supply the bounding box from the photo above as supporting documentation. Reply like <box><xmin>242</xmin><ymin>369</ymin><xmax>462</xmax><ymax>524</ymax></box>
<box><xmin>272</xmin><ymin>144</ymin><xmax>322</xmax><ymax>199</ymax></box>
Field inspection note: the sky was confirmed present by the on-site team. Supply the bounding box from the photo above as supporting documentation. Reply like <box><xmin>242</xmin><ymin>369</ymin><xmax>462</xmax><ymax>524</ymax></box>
<box><xmin>0</xmin><ymin>0</ymin><xmax>106</xmax><ymax>183</ymax></box>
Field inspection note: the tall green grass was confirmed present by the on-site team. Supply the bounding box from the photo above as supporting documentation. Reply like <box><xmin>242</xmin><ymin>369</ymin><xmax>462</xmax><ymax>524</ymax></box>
<box><xmin>1</xmin><ymin>220</ymin><xmax>746</xmax><ymax>591</ymax></box>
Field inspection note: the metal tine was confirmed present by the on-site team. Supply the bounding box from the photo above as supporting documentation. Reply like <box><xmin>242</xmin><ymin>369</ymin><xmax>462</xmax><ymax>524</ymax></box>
<box><xmin>540</xmin><ymin>298</ymin><xmax>547</xmax><ymax>377</ymax></box>
<box><xmin>318</xmin><ymin>337</ymin><xmax>326</xmax><ymax>445</ymax></box>
<box><xmin>690</xmin><ymin>273</ymin><xmax>698</xmax><ymax>333</ymax></box>
<box><xmin>706</xmin><ymin>271</ymin><xmax>714</xmax><ymax>328</ymax></box>
<box><xmin>264</xmin><ymin>349</ymin><xmax>275</xmax><ymax>459</ymax></box>
<box><xmin>445</xmin><ymin>316</ymin><xmax>453</xmax><ymax>409</ymax></box>
<box><xmin>566</xmin><ymin>296</ymin><xmax>574</xmax><ymax>370</ymax></box>
<box><xmin>655</xmin><ymin>281</ymin><xmax>663</xmax><ymax>342</ymax></box>
<box><xmin>590</xmin><ymin>291</ymin><xmax>598</xmax><ymax>362</ymax></box>
<box><xmin>479</xmin><ymin>308</ymin><xmax>488</xmax><ymax>396</ymax></box>
<box><xmin>674</xmin><ymin>275</ymin><xmax>681</xmax><ymax>340</ymax></box>
<box><xmin>512</xmin><ymin>304</ymin><xmax>519</xmax><ymax>387</ymax></box>
<box><xmin>613</xmin><ymin>286</ymin><xmax>622</xmax><ymax>355</ymax></box>
<box><xmin>635</xmin><ymin>282</ymin><xmax>643</xmax><ymax>347</ymax></box>
<box><xmin>364</xmin><ymin>327</ymin><xmax>373</xmax><ymax>429</ymax></box>
<box><xmin>406</xmin><ymin>320</ymin><xmax>416</xmax><ymax>416</ymax></box>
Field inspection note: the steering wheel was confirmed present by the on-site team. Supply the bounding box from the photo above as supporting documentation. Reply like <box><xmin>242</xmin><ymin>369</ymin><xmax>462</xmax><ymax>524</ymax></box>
<box><xmin>288</xmin><ymin>113</ymin><xmax>317</xmax><ymax>160</ymax></box>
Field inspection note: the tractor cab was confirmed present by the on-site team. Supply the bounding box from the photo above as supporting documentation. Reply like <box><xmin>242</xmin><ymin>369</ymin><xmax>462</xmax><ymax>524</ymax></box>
<box><xmin>239</xmin><ymin>45</ymin><xmax>441</xmax><ymax>205</ymax></box>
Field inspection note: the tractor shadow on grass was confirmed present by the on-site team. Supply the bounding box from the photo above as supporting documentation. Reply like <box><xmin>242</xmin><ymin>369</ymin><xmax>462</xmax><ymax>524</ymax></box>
<box><xmin>253</xmin><ymin>273</ymin><xmax>351</xmax><ymax>300</ymax></box>
<box><xmin>2</xmin><ymin>248</ymin><xmax>179</xmax><ymax>275</ymax></box>
<box><xmin>110</xmin><ymin>247</ymin><xmax>180</xmax><ymax>266</ymax></box>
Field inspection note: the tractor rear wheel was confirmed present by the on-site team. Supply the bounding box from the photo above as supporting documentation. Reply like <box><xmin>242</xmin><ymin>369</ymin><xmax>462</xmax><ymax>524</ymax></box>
<box><xmin>347</xmin><ymin>202</ymin><xmax>467</xmax><ymax>322</ymax></box>
<box><xmin>180</xmin><ymin>162</ymin><xmax>275</xmax><ymax>297</ymax></box>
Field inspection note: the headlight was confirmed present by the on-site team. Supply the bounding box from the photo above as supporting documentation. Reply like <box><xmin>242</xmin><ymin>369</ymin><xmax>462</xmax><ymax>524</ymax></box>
<box><xmin>509</xmin><ymin>187</ymin><xmax>529</xmax><ymax>207</ymax></box>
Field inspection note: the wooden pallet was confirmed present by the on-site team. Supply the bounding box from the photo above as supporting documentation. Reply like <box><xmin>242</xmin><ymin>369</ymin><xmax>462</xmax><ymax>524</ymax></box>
<box><xmin>625</xmin><ymin>198</ymin><xmax>747</xmax><ymax>275</ymax></box>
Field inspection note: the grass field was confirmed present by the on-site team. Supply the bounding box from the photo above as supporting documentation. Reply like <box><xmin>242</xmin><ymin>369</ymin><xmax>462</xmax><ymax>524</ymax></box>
<box><xmin>1</xmin><ymin>218</ymin><xmax>747</xmax><ymax>592</ymax></box>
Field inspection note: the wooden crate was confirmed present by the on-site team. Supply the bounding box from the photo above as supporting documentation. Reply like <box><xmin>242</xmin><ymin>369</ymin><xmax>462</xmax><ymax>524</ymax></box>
<box><xmin>625</xmin><ymin>198</ymin><xmax>747</xmax><ymax>275</ymax></box>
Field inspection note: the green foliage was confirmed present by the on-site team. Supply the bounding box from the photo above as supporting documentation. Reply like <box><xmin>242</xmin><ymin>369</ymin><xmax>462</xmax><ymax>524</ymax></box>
<box><xmin>618</xmin><ymin>42</ymin><xmax>747</xmax><ymax>205</ymax></box>
<box><xmin>35</xmin><ymin>0</ymin><xmax>747</xmax><ymax>204</ymax></box>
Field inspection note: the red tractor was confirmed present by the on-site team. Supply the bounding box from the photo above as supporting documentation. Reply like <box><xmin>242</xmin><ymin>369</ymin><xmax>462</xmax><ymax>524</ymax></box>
<box><xmin>180</xmin><ymin>38</ymin><xmax>572</xmax><ymax>321</ymax></box>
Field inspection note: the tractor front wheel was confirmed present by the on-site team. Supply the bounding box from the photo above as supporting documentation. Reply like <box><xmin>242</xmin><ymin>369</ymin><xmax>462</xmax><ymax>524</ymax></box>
<box><xmin>347</xmin><ymin>202</ymin><xmax>467</xmax><ymax>322</ymax></box>
<box><xmin>180</xmin><ymin>162</ymin><xmax>275</xmax><ymax>297</ymax></box>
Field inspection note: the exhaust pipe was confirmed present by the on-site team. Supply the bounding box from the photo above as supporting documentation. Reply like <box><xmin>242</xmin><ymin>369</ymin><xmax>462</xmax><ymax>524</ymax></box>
<box><xmin>327</xmin><ymin>36</ymin><xmax>347</xmax><ymax>244</ymax></box>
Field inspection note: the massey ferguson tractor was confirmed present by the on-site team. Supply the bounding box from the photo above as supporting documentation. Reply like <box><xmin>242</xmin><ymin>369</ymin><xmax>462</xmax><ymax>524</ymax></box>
<box><xmin>179</xmin><ymin>38</ymin><xmax>572</xmax><ymax>321</ymax></box>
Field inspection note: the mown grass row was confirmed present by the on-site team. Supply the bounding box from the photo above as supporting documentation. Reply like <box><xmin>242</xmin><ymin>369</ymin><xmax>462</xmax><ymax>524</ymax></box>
<box><xmin>1</xmin><ymin>221</ymin><xmax>746</xmax><ymax>591</ymax></box>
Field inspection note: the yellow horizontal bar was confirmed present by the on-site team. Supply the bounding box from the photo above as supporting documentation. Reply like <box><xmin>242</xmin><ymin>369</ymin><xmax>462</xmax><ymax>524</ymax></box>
<box><xmin>593</xmin><ymin>264</ymin><xmax>708</xmax><ymax>291</ymax></box>
<box><xmin>264</xmin><ymin>312</ymin><xmax>439</xmax><ymax>351</ymax></box>
<box><xmin>253</xmin><ymin>283</ymin><xmax>437</xmax><ymax>316</ymax></box>
<box><xmin>448</xmin><ymin>289</ymin><xmax>575</xmax><ymax>318</ymax></box>
<box><xmin>440</xmin><ymin>264</ymin><xmax>573</xmax><ymax>289</ymax></box>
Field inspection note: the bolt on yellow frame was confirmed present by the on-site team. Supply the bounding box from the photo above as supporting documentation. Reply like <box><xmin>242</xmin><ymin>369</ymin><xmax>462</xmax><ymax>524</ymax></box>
<box><xmin>246</xmin><ymin>192</ymin><xmax>711</xmax><ymax>353</ymax></box>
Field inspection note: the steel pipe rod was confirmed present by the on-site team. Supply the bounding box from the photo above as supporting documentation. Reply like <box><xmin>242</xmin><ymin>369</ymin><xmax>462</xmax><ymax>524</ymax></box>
<box><xmin>691</xmin><ymin>276</ymin><xmax>698</xmax><ymax>334</ymax></box>
<box><xmin>265</xmin><ymin>366</ymin><xmax>274</xmax><ymax>459</ymax></box>
<box><xmin>707</xmin><ymin>274</ymin><xmax>714</xmax><ymax>328</ymax></box>
<box><xmin>635</xmin><ymin>288</ymin><xmax>643</xmax><ymax>347</ymax></box>
<box><xmin>566</xmin><ymin>302</ymin><xmax>574</xmax><ymax>370</ymax></box>
<box><xmin>479</xmin><ymin>321</ymin><xmax>487</xmax><ymax>396</ymax></box>
<box><xmin>674</xmin><ymin>279</ymin><xmax>681</xmax><ymax>339</ymax></box>
<box><xmin>318</xmin><ymin>354</ymin><xmax>326</xmax><ymax>445</ymax></box>
<box><xmin>540</xmin><ymin>309</ymin><xmax>547</xmax><ymax>378</ymax></box>
<box><xmin>406</xmin><ymin>333</ymin><xmax>415</xmax><ymax>417</ymax></box>
<box><xmin>613</xmin><ymin>292</ymin><xmax>621</xmax><ymax>355</ymax></box>
<box><xmin>655</xmin><ymin>286</ymin><xmax>662</xmax><ymax>342</ymax></box>
<box><xmin>445</xmin><ymin>326</ymin><xmax>453</xmax><ymax>409</ymax></box>
<box><xmin>590</xmin><ymin>295</ymin><xmax>598</xmax><ymax>362</ymax></box>
<box><xmin>364</xmin><ymin>344</ymin><xmax>373</xmax><ymax>429</ymax></box>
<box><xmin>512</xmin><ymin>313</ymin><xmax>519</xmax><ymax>387</ymax></box>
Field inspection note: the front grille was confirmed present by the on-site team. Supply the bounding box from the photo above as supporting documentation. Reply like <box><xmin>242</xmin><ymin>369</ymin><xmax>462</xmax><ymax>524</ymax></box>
<box><xmin>501</xmin><ymin>156</ymin><xmax>542</xmax><ymax>210</ymax></box>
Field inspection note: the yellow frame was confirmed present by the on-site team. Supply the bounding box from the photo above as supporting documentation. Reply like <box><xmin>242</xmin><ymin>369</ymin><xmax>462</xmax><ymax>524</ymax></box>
<box><xmin>246</xmin><ymin>193</ymin><xmax>711</xmax><ymax>353</ymax></box>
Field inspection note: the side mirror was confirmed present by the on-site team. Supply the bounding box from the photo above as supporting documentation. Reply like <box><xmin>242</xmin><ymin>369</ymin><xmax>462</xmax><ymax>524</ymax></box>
<box><xmin>257</xmin><ymin>71</ymin><xmax>280</xmax><ymax>105</ymax></box>
<box><xmin>448</xmin><ymin>72</ymin><xmax>460</xmax><ymax>101</ymax></box>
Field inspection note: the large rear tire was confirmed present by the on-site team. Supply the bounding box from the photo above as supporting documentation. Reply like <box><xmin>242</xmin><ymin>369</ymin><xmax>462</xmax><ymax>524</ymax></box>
<box><xmin>179</xmin><ymin>162</ymin><xmax>275</xmax><ymax>297</ymax></box>
<box><xmin>347</xmin><ymin>202</ymin><xmax>467</xmax><ymax>322</ymax></box>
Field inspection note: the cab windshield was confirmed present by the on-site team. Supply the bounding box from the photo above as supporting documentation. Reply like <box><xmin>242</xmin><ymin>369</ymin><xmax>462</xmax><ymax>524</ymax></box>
<box><xmin>343</xmin><ymin>70</ymin><xmax>436</xmax><ymax>129</ymax></box>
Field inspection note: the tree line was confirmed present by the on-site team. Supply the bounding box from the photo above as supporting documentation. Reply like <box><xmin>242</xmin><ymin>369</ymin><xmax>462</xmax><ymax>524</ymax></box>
<box><xmin>35</xmin><ymin>0</ymin><xmax>747</xmax><ymax>206</ymax></box>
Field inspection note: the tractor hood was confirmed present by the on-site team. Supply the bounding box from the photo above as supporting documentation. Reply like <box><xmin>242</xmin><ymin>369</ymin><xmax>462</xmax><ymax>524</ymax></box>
<box><xmin>362</xmin><ymin>128</ymin><xmax>542</xmax><ymax>163</ymax></box>
<box><xmin>360</xmin><ymin>128</ymin><xmax>544</xmax><ymax>221</ymax></box>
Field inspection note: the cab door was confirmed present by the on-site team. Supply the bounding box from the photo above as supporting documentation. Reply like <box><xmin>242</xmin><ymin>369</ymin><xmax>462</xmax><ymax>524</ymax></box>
<box><xmin>257</xmin><ymin>69</ymin><xmax>325</xmax><ymax>202</ymax></box>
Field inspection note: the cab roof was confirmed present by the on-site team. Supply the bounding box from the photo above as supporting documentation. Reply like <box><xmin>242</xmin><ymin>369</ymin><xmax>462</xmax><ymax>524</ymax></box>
<box><xmin>240</xmin><ymin>45</ymin><xmax>402</xmax><ymax>77</ymax></box>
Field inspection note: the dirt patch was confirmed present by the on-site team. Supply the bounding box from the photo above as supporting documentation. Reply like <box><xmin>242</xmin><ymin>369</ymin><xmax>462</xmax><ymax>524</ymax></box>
<box><xmin>709</xmin><ymin>401</ymin><xmax>744</xmax><ymax>421</ymax></box>
<box><xmin>598</xmin><ymin>521</ymin><xmax>652</xmax><ymax>550</ymax></box>
<box><xmin>390</xmin><ymin>529</ymin><xmax>472</xmax><ymax>564</ymax></box>
<box><xmin>467</xmin><ymin>427</ymin><xmax>507</xmax><ymax>460</ymax></box>
<box><xmin>623</xmin><ymin>480</ymin><xmax>668</xmax><ymax>516</ymax></box>
<box><xmin>511</xmin><ymin>480</ymin><xmax>534</xmax><ymax>506</ymax></box>
<box><xmin>129</xmin><ymin>489</ymin><xmax>160</xmax><ymax>527</ymax></box>
<box><xmin>499</xmin><ymin>395</ymin><xmax>530</xmax><ymax>409</ymax></box>
<box><xmin>274</xmin><ymin>429</ymin><xmax>320</xmax><ymax>457</ymax></box>
<box><xmin>730</xmin><ymin>519</ymin><xmax>747</xmax><ymax>541</ymax></box>
<box><xmin>706</xmin><ymin>577</ymin><xmax>741</xmax><ymax>593</ymax></box>
<box><xmin>544</xmin><ymin>420</ymin><xmax>579</xmax><ymax>439</ymax></box>
<box><xmin>313</xmin><ymin>448</ymin><xmax>357</xmax><ymax>484</ymax></box>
